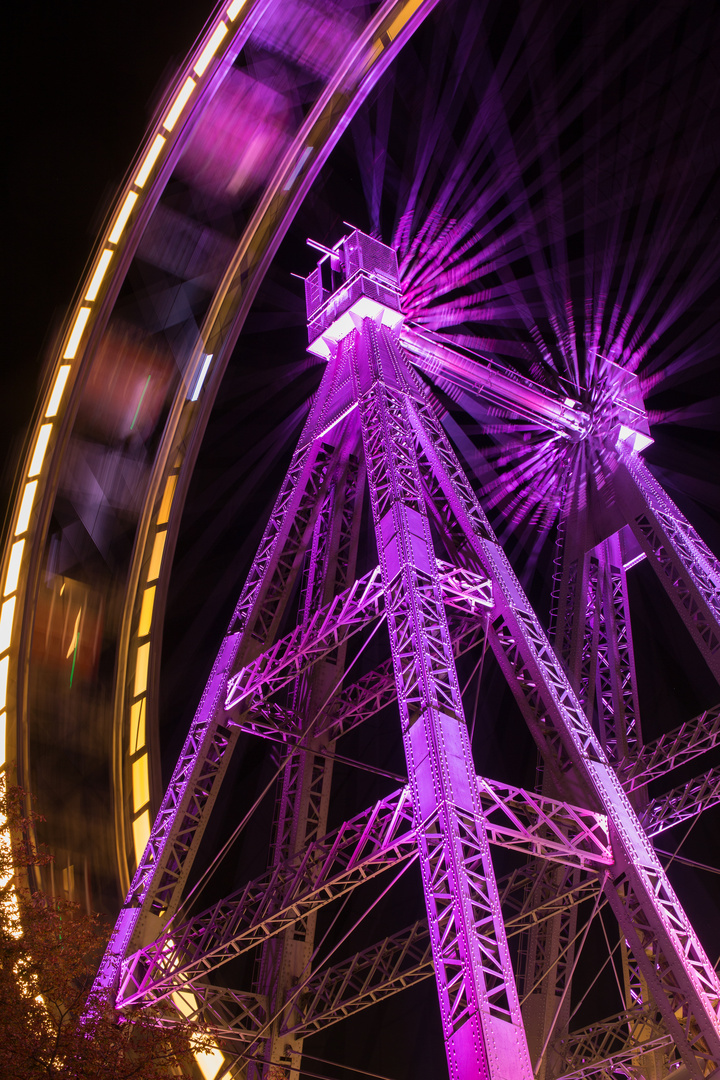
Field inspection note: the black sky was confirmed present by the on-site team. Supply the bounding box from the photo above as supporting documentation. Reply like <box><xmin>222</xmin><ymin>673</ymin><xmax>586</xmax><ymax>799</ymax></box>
<box><xmin>4</xmin><ymin>1</ymin><xmax>203</xmax><ymax>506</ymax></box>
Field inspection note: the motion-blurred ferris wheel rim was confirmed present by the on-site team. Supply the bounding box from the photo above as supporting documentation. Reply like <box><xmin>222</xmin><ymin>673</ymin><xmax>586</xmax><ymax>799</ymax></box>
<box><xmin>0</xmin><ymin>0</ymin><xmax>443</xmax><ymax>901</ymax></box>
<box><xmin>3</xmin><ymin>3</ymin><xmax>720</xmax><ymax>1075</ymax></box>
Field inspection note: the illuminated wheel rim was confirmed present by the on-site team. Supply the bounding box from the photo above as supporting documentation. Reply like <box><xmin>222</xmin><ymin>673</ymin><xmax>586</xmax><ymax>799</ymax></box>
<box><xmin>2</xmin><ymin>0</ymin><xmax>441</xmax><ymax>903</ymax></box>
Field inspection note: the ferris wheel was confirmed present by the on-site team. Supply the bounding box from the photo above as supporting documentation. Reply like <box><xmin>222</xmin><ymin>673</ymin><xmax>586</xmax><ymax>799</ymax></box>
<box><xmin>3</xmin><ymin>0</ymin><xmax>720</xmax><ymax>1078</ymax></box>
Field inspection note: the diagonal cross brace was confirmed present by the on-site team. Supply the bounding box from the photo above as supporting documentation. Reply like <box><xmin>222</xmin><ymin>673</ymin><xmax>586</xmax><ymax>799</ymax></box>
<box><xmin>92</xmin><ymin>357</ymin><xmax>355</xmax><ymax>994</ymax></box>
<box><xmin>619</xmin><ymin>703</ymin><xmax>720</xmax><ymax>790</ymax></box>
<box><xmin>163</xmin><ymin>982</ymin><xmax>269</xmax><ymax>1043</ymax></box>
<box><xmin>117</xmin><ymin>778</ymin><xmax>610</xmax><ymax>1007</ymax></box>
<box><xmin>281</xmin><ymin>864</ymin><xmax>604</xmax><ymax>1043</ymax></box>
<box><xmin>282</xmin><ymin>920</ymin><xmax>433</xmax><ymax>1038</ymax></box>
<box><xmin>225</xmin><ymin>558</ymin><xmax>493</xmax><ymax>714</ymax></box>
<box><xmin>641</xmin><ymin>764</ymin><xmax>720</xmax><ymax>837</ymax></box>
<box><xmin>153</xmin><ymin>863</ymin><xmax>603</xmax><ymax>1049</ymax></box>
<box><xmin>235</xmin><ymin>610</ymin><xmax>487</xmax><ymax>745</ymax></box>
<box><xmin>405</xmin><ymin>361</ymin><xmax>720</xmax><ymax>1069</ymax></box>
<box><xmin>549</xmin><ymin>1008</ymin><xmax>675</xmax><ymax>1080</ymax></box>
<box><xmin>119</xmin><ymin>787</ymin><xmax>417</xmax><ymax>1005</ymax></box>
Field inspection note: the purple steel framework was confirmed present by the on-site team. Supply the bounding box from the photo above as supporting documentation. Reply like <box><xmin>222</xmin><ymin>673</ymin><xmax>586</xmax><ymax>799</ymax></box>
<box><xmin>93</xmin><ymin>229</ymin><xmax>720</xmax><ymax>1079</ymax></box>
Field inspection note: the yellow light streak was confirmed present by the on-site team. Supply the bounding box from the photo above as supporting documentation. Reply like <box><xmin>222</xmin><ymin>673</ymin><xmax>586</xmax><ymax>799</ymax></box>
<box><xmin>170</xmin><ymin>967</ymin><xmax>225</xmax><ymax>1075</ymax></box>
<box><xmin>15</xmin><ymin>481</ymin><xmax>38</xmax><ymax>536</ymax></box>
<box><xmin>65</xmin><ymin>610</ymin><xmax>81</xmax><ymax>659</ymax></box>
<box><xmin>194</xmin><ymin>1046</ymin><xmax>226</xmax><ymax>1080</ymax></box>
<box><xmin>45</xmin><ymin>365</ymin><xmax>71</xmax><ymax>418</ymax></box>
<box><xmin>130</xmin><ymin>698</ymin><xmax>146</xmax><ymax>753</ymax></box>
<box><xmin>138</xmin><ymin>586</ymin><xmax>156</xmax><ymax>637</ymax></box>
<box><xmin>63</xmin><ymin>306</ymin><xmax>91</xmax><ymax>360</ymax></box>
<box><xmin>157</xmin><ymin>474</ymin><xmax>177</xmax><ymax>525</ymax></box>
<box><xmin>172</xmin><ymin>987</ymin><xmax>197</xmax><ymax>1017</ymax></box>
<box><xmin>0</xmin><ymin>599</ymin><xmax>15</xmax><ymax>656</ymax></box>
<box><xmin>226</xmin><ymin>0</ymin><xmax>246</xmax><ymax>19</ymax></box>
<box><xmin>194</xmin><ymin>23</ymin><xmax>228</xmax><ymax>75</ymax></box>
<box><xmin>132</xmin><ymin>753</ymin><xmax>150</xmax><ymax>812</ymax></box>
<box><xmin>364</xmin><ymin>39</ymin><xmax>384</xmax><ymax>70</ymax></box>
<box><xmin>108</xmin><ymin>191</ymin><xmax>139</xmax><ymax>244</ymax></box>
<box><xmin>0</xmin><ymin>657</ymin><xmax>8</xmax><ymax>711</ymax></box>
<box><xmin>134</xmin><ymin>641</ymin><xmax>150</xmax><ymax>696</ymax></box>
<box><xmin>0</xmin><ymin>711</ymin><xmax>6</xmax><ymax>766</ymax></box>
<box><xmin>28</xmin><ymin>424</ymin><xmax>53</xmax><ymax>479</ymax></box>
<box><xmin>135</xmin><ymin>134</ymin><xmax>166</xmax><ymax>188</ymax></box>
<box><xmin>387</xmin><ymin>0</ymin><xmax>423</xmax><ymax>40</ymax></box>
<box><xmin>163</xmin><ymin>77</ymin><xmax>196</xmax><ymax>132</ymax></box>
<box><xmin>148</xmin><ymin>530</ymin><xmax>167</xmax><ymax>581</ymax></box>
<box><xmin>132</xmin><ymin>810</ymin><xmax>151</xmax><ymax>863</ymax></box>
<box><xmin>5</xmin><ymin>541</ymin><xmax>25</xmax><ymax>597</ymax></box>
<box><xmin>84</xmin><ymin>249</ymin><xmax>113</xmax><ymax>301</ymax></box>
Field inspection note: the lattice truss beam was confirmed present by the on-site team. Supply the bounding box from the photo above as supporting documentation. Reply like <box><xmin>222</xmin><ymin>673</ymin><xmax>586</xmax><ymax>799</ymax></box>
<box><xmin>93</xmin><ymin>230</ymin><xmax>720</xmax><ymax>1080</ymax></box>
<box><xmin>149</xmin><ymin>865</ymin><xmax>603</xmax><ymax>1045</ymax></box>
<box><xmin>118</xmin><ymin>779</ymin><xmax>612</xmax><ymax>997</ymax></box>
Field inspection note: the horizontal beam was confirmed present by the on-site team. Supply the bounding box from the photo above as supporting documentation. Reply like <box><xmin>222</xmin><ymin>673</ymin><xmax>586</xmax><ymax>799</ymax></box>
<box><xmin>620</xmin><ymin>703</ymin><xmax>720</xmax><ymax>790</ymax></box>
<box><xmin>642</xmin><ymin>764</ymin><xmax>720</xmax><ymax>837</ymax></box>
<box><xmin>549</xmin><ymin>1008</ymin><xmax>674</xmax><ymax>1079</ymax></box>
<box><xmin>118</xmin><ymin>781</ymin><xmax>609</xmax><ymax>1007</ymax></box>
<box><xmin>400</xmin><ymin>324</ymin><xmax>590</xmax><ymax>439</ymax></box>
<box><xmin>477</xmin><ymin>778</ymin><xmax>611</xmax><ymax>869</ymax></box>
<box><xmin>226</xmin><ymin>559</ymin><xmax>492</xmax><ymax>713</ymax></box>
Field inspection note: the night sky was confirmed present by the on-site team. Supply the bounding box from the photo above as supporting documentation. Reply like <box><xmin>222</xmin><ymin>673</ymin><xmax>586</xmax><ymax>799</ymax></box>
<box><xmin>4</xmin><ymin>1</ymin><xmax>200</xmax><ymax>503</ymax></box>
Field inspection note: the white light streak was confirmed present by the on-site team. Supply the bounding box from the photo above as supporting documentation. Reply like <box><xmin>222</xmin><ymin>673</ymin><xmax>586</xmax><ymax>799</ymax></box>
<box><xmin>135</xmin><ymin>134</ymin><xmax>166</xmax><ymax>188</ymax></box>
<box><xmin>108</xmin><ymin>191</ymin><xmax>139</xmax><ymax>245</ymax></box>
<box><xmin>189</xmin><ymin>354</ymin><xmax>213</xmax><ymax>401</ymax></box>
<box><xmin>85</xmin><ymin>249</ymin><xmax>113</xmax><ymax>301</ymax></box>
<box><xmin>15</xmin><ymin>482</ymin><xmax>38</xmax><ymax>536</ymax></box>
<box><xmin>63</xmin><ymin>307</ymin><xmax>91</xmax><ymax>360</ymax></box>
<box><xmin>28</xmin><ymin>424</ymin><xmax>53</xmax><ymax>478</ymax></box>
<box><xmin>45</xmin><ymin>365</ymin><xmax>71</xmax><ymax>418</ymax></box>
<box><xmin>194</xmin><ymin>23</ymin><xmax>228</xmax><ymax>75</ymax></box>
<box><xmin>163</xmin><ymin>77</ymin><xmax>196</xmax><ymax>132</ymax></box>
<box><xmin>283</xmin><ymin>146</ymin><xmax>313</xmax><ymax>191</ymax></box>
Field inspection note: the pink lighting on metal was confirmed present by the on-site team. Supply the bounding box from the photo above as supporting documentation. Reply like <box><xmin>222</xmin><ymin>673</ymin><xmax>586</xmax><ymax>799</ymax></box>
<box><xmin>91</xmin><ymin>228</ymin><xmax>720</xmax><ymax>1079</ymax></box>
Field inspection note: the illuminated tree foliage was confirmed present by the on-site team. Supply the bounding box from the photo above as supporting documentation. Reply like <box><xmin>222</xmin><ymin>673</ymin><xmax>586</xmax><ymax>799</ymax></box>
<box><xmin>0</xmin><ymin>775</ymin><xmax>208</xmax><ymax>1079</ymax></box>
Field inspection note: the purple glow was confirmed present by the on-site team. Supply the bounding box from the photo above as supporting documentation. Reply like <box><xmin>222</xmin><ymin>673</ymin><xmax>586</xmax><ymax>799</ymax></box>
<box><xmin>94</xmin><ymin>224</ymin><xmax>720</xmax><ymax>1078</ymax></box>
<box><xmin>177</xmin><ymin>69</ymin><xmax>293</xmax><ymax>199</ymax></box>
<box><xmin>83</xmin><ymin>0</ymin><xmax>720</xmax><ymax>1071</ymax></box>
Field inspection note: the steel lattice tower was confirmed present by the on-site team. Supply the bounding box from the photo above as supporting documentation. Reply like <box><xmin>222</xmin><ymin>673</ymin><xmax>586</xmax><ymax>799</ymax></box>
<box><xmin>92</xmin><ymin>229</ymin><xmax>720</xmax><ymax>1079</ymax></box>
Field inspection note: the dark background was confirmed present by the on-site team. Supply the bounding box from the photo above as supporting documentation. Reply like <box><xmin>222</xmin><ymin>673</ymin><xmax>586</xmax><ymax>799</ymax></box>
<box><xmin>4</xmin><ymin>1</ymin><xmax>202</xmax><ymax>507</ymax></box>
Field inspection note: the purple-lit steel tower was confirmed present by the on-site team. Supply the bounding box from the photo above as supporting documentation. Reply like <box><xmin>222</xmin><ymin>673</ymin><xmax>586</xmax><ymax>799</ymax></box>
<box><xmin>91</xmin><ymin>227</ymin><xmax>720</xmax><ymax>1079</ymax></box>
